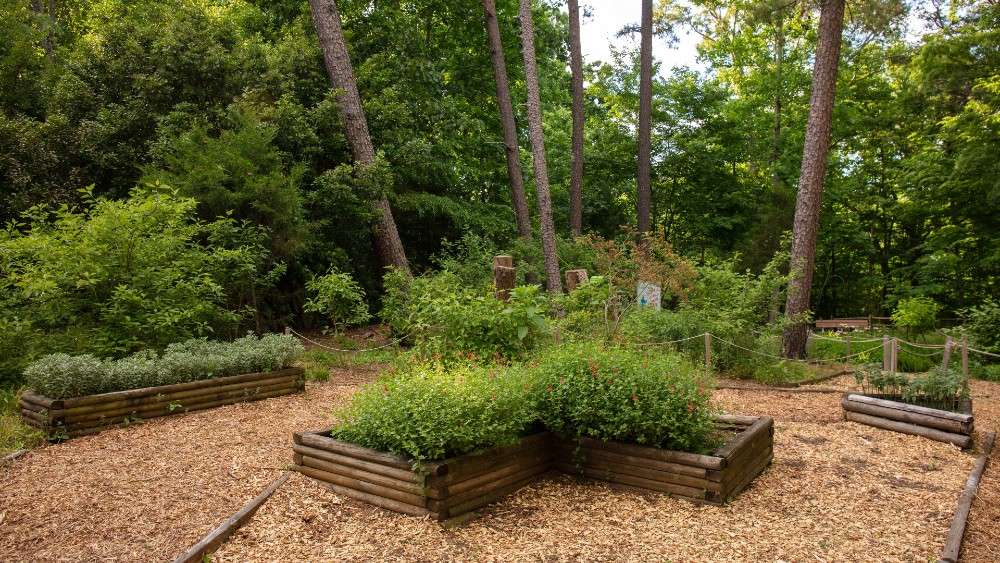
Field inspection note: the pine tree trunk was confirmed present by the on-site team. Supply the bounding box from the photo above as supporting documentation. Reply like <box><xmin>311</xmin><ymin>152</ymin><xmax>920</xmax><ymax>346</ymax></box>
<box><xmin>518</xmin><ymin>0</ymin><xmax>562</xmax><ymax>293</ymax></box>
<box><xmin>482</xmin><ymin>0</ymin><xmax>532</xmax><ymax>240</ymax></box>
<box><xmin>781</xmin><ymin>0</ymin><xmax>846</xmax><ymax>358</ymax></box>
<box><xmin>771</xmin><ymin>14</ymin><xmax>785</xmax><ymax>191</ymax></box>
<box><xmin>568</xmin><ymin>0</ymin><xmax>585</xmax><ymax>237</ymax></box>
<box><xmin>636</xmin><ymin>0</ymin><xmax>653</xmax><ymax>233</ymax></box>
<box><xmin>308</xmin><ymin>0</ymin><xmax>410</xmax><ymax>274</ymax></box>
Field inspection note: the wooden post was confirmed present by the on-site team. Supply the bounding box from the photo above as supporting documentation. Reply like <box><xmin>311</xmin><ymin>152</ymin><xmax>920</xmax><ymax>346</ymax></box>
<box><xmin>284</xmin><ymin>327</ymin><xmax>291</xmax><ymax>336</ymax></box>
<box><xmin>942</xmin><ymin>336</ymin><xmax>953</xmax><ymax>372</ymax></box>
<box><xmin>891</xmin><ymin>338</ymin><xmax>898</xmax><ymax>373</ymax></box>
<box><xmin>845</xmin><ymin>333</ymin><xmax>851</xmax><ymax>360</ymax></box>
<box><xmin>704</xmin><ymin>333</ymin><xmax>712</xmax><ymax>375</ymax></box>
<box><xmin>492</xmin><ymin>255</ymin><xmax>515</xmax><ymax>302</ymax></box>
<box><xmin>564</xmin><ymin>269</ymin><xmax>589</xmax><ymax>292</ymax></box>
<box><xmin>883</xmin><ymin>335</ymin><xmax>890</xmax><ymax>371</ymax></box>
<box><xmin>961</xmin><ymin>336</ymin><xmax>969</xmax><ymax>377</ymax></box>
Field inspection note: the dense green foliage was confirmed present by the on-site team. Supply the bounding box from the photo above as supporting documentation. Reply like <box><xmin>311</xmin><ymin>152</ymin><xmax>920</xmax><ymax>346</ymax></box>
<box><xmin>0</xmin><ymin>190</ymin><xmax>276</xmax><ymax>384</ymax></box>
<box><xmin>332</xmin><ymin>362</ymin><xmax>538</xmax><ymax>462</ymax></box>
<box><xmin>24</xmin><ymin>333</ymin><xmax>302</xmax><ymax>399</ymax></box>
<box><xmin>381</xmin><ymin>269</ymin><xmax>550</xmax><ymax>360</ymax></box>
<box><xmin>891</xmin><ymin>297</ymin><xmax>942</xmax><ymax>338</ymax></box>
<box><xmin>303</xmin><ymin>269</ymin><xmax>370</xmax><ymax>332</ymax></box>
<box><xmin>533</xmin><ymin>343</ymin><xmax>717</xmax><ymax>453</ymax></box>
<box><xmin>1</xmin><ymin>0</ymin><xmax>995</xmax><ymax>347</ymax></box>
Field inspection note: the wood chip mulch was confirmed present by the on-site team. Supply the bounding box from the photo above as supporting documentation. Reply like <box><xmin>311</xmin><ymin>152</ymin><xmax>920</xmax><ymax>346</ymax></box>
<box><xmin>2</xmin><ymin>369</ymin><xmax>997</xmax><ymax>561</ymax></box>
<box><xmin>952</xmin><ymin>379</ymin><xmax>1000</xmax><ymax>562</ymax></box>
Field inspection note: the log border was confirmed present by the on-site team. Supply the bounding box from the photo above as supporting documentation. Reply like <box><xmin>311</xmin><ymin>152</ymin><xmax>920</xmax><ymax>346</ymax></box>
<box><xmin>18</xmin><ymin>367</ymin><xmax>305</xmax><ymax>440</ymax></box>
<box><xmin>842</xmin><ymin>393</ymin><xmax>974</xmax><ymax>448</ymax></box>
<box><xmin>293</xmin><ymin>415</ymin><xmax>773</xmax><ymax>521</ymax></box>
<box><xmin>939</xmin><ymin>432</ymin><xmax>995</xmax><ymax>563</ymax></box>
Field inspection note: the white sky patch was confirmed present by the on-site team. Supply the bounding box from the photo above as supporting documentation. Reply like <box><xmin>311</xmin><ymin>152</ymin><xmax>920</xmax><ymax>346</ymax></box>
<box><xmin>572</xmin><ymin>1</ymin><xmax>703</xmax><ymax>74</ymax></box>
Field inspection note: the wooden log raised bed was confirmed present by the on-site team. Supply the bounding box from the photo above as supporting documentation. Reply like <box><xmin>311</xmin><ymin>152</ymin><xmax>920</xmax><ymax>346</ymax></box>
<box><xmin>842</xmin><ymin>393</ymin><xmax>973</xmax><ymax>448</ymax></box>
<box><xmin>556</xmin><ymin>414</ymin><xmax>774</xmax><ymax>505</ymax></box>
<box><xmin>292</xmin><ymin>430</ymin><xmax>554</xmax><ymax>521</ymax></box>
<box><xmin>18</xmin><ymin>367</ymin><xmax>305</xmax><ymax>439</ymax></box>
<box><xmin>293</xmin><ymin>415</ymin><xmax>773</xmax><ymax>520</ymax></box>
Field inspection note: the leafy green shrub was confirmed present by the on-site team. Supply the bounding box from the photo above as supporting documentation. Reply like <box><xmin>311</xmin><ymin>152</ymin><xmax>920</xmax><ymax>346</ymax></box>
<box><xmin>381</xmin><ymin>269</ymin><xmax>549</xmax><ymax>359</ymax></box>
<box><xmin>963</xmin><ymin>298</ymin><xmax>1000</xmax><ymax>352</ymax></box>
<box><xmin>892</xmin><ymin>297</ymin><xmax>942</xmax><ymax>338</ymax></box>
<box><xmin>617</xmin><ymin>307</ymin><xmax>766</xmax><ymax>378</ymax></box>
<box><xmin>332</xmin><ymin>363</ymin><xmax>537</xmax><ymax>462</ymax></box>
<box><xmin>751</xmin><ymin>360</ymin><xmax>813</xmax><ymax>386</ymax></box>
<box><xmin>303</xmin><ymin>269</ymin><xmax>370</xmax><ymax>333</ymax></box>
<box><xmin>532</xmin><ymin>343</ymin><xmax>718</xmax><ymax>453</ymax></box>
<box><xmin>24</xmin><ymin>333</ymin><xmax>303</xmax><ymax>398</ymax></box>
<box><xmin>0</xmin><ymin>190</ymin><xmax>272</xmax><ymax>383</ymax></box>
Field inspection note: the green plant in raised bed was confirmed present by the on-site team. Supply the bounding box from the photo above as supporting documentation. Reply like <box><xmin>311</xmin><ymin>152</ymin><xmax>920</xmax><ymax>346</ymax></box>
<box><xmin>332</xmin><ymin>362</ymin><xmax>538</xmax><ymax>462</ymax></box>
<box><xmin>24</xmin><ymin>333</ymin><xmax>303</xmax><ymax>399</ymax></box>
<box><xmin>532</xmin><ymin>342</ymin><xmax>719</xmax><ymax>454</ymax></box>
<box><xmin>854</xmin><ymin>363</ymin><xmax>969</xmax><ymax>410</ymax></box>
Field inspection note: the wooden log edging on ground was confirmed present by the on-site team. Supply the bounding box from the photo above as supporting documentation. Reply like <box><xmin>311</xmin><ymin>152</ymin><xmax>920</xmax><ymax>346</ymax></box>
<box><xmin>293</xmin><ymin>415</ymin><xmax>774</xmax><ymax>520</ymax></box>
<box><xmin>842</xmin><ymin>393</ymin><xmax>974</xmax><ymax>448</ymax></box>
<box><xmin>18</xmin><ymin>367</ymin><xmax>305</xmax><ymax>440</ymax></box>
<box><xmin>939</xmin><ymin>432</ymin><xmax>996</xmax><ymax>563</ymax></box>
<box><xmin>170</xmin><ymin>471</ymin><xmax>291</xmax><ymax>563</ymax></box>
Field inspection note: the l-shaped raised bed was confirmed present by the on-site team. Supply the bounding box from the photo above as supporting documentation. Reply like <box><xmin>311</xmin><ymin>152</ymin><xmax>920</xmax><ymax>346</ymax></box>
<box><xmin>19</xmin><ymin>367</ymin><xmax>306</xmax><ymax>439</ymax></box>
<box><xmin>842</xmin><ymin>393</ymin><xmax>973</xmax><ymax>448</ymax></box>
<box><xmin>292</xmin><ymin>414</ymin><xmax>773</xmax><ymax>521</ymax></box>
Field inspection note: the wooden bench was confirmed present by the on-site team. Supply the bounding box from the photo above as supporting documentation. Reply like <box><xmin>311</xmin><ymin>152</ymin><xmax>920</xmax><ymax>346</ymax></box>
<box><xmin>815</xmin><ymin>318</ymin><xmax>870</xmax><ymax>331</ymax></box>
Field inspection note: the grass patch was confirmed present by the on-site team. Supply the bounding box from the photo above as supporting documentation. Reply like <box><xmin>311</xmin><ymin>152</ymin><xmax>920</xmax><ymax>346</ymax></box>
<box><xmin>0</xmin><ymin>387</ymin><xmax>45</xmax><ymax>457</ymax></box>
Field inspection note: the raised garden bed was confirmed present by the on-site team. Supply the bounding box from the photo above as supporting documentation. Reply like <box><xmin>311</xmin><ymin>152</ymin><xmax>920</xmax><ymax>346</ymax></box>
<box><xmin>18</xmin><ymin>367</ymin><xmax>305</xmax><ymax>439</ymax></box>
<box><xmin>842</xmin><ymin>393</ymin><xmax>973</xmax><ymax>448</ymax></box>
<box><xmin>555</xmin><ymin>414</ymin><xmax>774</xmax><ymax>505</ymax></box>
<box><xmin>292</xmin><ymin>414</ymin><xmax>773</xmax><ymax>520</ymax></box>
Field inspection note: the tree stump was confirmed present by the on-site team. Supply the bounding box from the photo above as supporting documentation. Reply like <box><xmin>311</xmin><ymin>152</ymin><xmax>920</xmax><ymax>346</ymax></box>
<box><xmin>564</xmin><ymin>269</ymin><xmax>589</xmax><ymax>292</ymax></box>
<box><xmin>493</xmin><ymin>255</ymin><xmax>515</xmax><ymax>301</ymax></box>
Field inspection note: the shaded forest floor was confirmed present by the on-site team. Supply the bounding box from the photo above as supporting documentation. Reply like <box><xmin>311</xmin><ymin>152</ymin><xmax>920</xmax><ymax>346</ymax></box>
<box><xmin>2</xmin><ymin>366</ymin><xmax>998</xmax><ymax>561</ymax></box>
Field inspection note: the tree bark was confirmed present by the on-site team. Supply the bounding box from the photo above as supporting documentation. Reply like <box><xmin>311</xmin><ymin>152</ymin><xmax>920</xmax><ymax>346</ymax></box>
<box><xmin>308</xmin><ymin>0</ymin><xmax>410</xmax><ymax>274</ymax></box>
<box><xmin>771</xmin><ymin>14</ymin><xmax>785</xmax><ymax>191</ymax></box>
<box><xmin>636</xmin><ymin>0</ymin><xmax>653</xmax><ymax>233</ymax></box>
<box><xmin>482</xmin><ymin>0</ymin><xmax>532</xmax><ymax>240</ymax></box>
<box><xmin>568</xmin><ymin>0</ymin><xmax>585</xmax><ymax>237</ymax></box>
<box><xmin>781</xmin><ymin>0</ymin><xmax>846</xmax><ymax>358</ymax></box>
<box><xmin>518</xmin><ymin>0</ymin><xmax>561</xmax><ymax>293</ymax></box>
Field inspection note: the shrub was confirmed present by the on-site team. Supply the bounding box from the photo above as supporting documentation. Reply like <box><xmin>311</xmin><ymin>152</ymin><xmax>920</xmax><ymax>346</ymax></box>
<box><xmin>303</xmin><ymin>269</ymin><xmax>370</xmax><ymax>333</ymax></box>
<box><xmin>892</xmin><ymin>297</ymin><xmax>942</xmax><ymax>338</ymax></box>
<box><xmin>751</xmin><ymin>360</ymin><xmax>813</xmax><ymax>386</ymax></box>
<box><xmin>963</xmin><ymin>298</ymin><xmax>1000</xmax><ymax>352</ymax></box>
<box><xmin>381</xmin><ymin>269</ymin><xmax>549</xmax><ymax>359</ymax></box>
<box><xmin>532</xmin><ymin>343</ymin><xmax>718</xmax><ymax>453</ymax></box>
<box><xmin>24</xmin><ymin>333</ymin><xmax>303</xmax><ymax>398</ymax></box>
<box><xmin>0</xmin><ymin>190</ymin><xmax>272</xmax><ymax>383</ymax></box>
<box><xmin>975</xmin><ymin>363</ymin><xmax>1000</xmax><ymax>382</ymax></box>
<box><xmin>332</xmin><ymin>363</ymin><xmax>537</xmax><ymax>462</ymax></box>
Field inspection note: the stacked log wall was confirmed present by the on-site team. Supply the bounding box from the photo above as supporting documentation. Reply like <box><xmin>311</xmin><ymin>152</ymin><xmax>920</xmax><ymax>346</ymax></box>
<box><xmin>19</xmin><ymin>367</ymin><xmax>305</xmax><ymax>438</ymax></box>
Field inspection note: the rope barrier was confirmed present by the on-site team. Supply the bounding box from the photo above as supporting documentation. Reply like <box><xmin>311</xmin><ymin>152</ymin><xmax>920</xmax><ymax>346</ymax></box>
<box><xmin>710</xmin><ymin>335</ymin><xmax>881</xmax><ymax>364</ymax></box>
<box><xmin>807</xmin><ymin>331</ymin><xmax>883</xmax><ymax>344</ymax></box>
<box><xmin>968</xmin><ymin>347</ymin><xmax>1000</xmax><ymax>359</ymax></box>
<box><xmin>632</xmin><ymin>333</ymin><xmax>708</xmax><ymax>347</ymax></box>
<box><xmin>287</xmin><ymin>328</ymin><xmax>406</xmax><ymax>353</ymax></box>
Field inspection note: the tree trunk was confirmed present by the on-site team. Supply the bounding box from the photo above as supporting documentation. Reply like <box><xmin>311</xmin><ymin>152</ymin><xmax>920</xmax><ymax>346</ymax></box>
<box><xmin>568</xmin><ymin>0</ymin><xmax>585</xmax><ymax>237</ymax></box>
<box><xmin>30</xmin><ymin>0</ymin><xmax>54</xmax><ymax>59</ymax></box>
<box><xmin>308</xmin><ymin>0</ymin><xmax>410</xmax><ymax>274</ymax></box>
<box><xmin>771</xmin><ymin>14</ymin><xmax>784</xmax><ymax>191</ymax></box>
<box><xmin>636</xmin><ymin>0</ymin><xmax>653</xmax><ymax>233</ymax></box>
<box><xmin>482</xmin><ymin>0</ymin><xmax>532</xmax><ymax>240</ymax></box>
<box><xmin>518</xmin><ymin>0</ymin><xmax>561</xmax><ymax>293</ymax></box>
<box><xmin>781</xmin><ymin>0</ymin><xmax>846</xmax><ymax>358</ymax></box>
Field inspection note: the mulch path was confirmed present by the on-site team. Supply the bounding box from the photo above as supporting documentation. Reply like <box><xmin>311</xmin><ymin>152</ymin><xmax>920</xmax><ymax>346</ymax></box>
<box><xmin>1</xmin><ymin>367</ymin><xmax>997</xmax><ymax>561</ymax></box>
